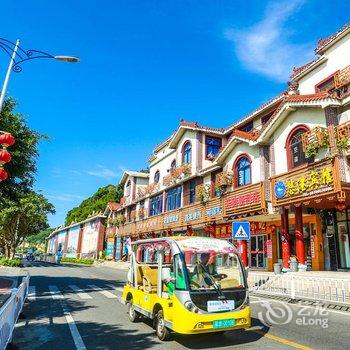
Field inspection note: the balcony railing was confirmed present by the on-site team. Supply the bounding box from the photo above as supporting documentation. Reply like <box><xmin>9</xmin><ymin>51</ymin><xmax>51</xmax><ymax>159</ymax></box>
<box><xmin>335</xmin><ymin>65</ymin><xmax>350</xmax><ymax>89</ymax></box>
<box><xmin>162</xmin><ymin>164</ymin><xmax>192</xmax><ymax>186</ymax></box>
<box><xmin>301</xmin><ymin>126</ymin><xmax>329</xmax><ymax>156</ymax></box>
<box><xmin>215</xmin><ymin>171</ymin><xmax>233</xmax><ymax>187</ymax></box>
<box><xmin>302</xmin><ymin>120</ymin><xmax>350</xmax><ymax>158</ymax></box>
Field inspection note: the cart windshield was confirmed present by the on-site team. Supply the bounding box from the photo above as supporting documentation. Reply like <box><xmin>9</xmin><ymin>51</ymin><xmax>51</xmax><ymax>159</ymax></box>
<box><xmin>176</xmin><ymin>237</ymin><xmax>245</xmax><ymax>291</ymax></box>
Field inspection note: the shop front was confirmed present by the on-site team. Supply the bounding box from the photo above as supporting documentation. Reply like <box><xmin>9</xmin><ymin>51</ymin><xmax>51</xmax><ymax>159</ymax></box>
<box><xmin>223</xmin><ymin>182</ymin><xmax>272</xmax><ymax>270</ymax></box>
<box><xmin>271</xmin><ymin>156</ymin><xmax>350</xmax><ymax>271</ymax></box>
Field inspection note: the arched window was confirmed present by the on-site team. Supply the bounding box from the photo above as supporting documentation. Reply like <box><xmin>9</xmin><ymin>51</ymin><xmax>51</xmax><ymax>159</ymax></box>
<box><xmin>182</xmin><ymin>141</ymin><xmax>192</xmax><ymax>164</ymax></box>
<box><xmin>287</xmin><ymin>126</ymin><xmax>309</xmax><ymax>169</ymax></box>
<box><xmin>234</xmin><ymin>156</ymin><xmax>251</xmax><ymax>187</ymax></box>
<box><xmin>154</xmin><ymin>170</ymin><xmax>160</xmax><ymax>184</ymax></box>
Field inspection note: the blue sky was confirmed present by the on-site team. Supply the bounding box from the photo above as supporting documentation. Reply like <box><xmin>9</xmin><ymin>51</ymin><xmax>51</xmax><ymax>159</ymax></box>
<box><xmin>0</xmin><ymin>0</ymin><xmax>349</xmax><ymax>227</ymax></box>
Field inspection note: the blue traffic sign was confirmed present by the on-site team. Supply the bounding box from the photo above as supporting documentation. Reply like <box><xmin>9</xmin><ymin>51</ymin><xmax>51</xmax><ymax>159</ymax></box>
<box><xmin>232</xmin><ymin>221</ymin><xmax>250</xmax><ymax>240</ymax></box>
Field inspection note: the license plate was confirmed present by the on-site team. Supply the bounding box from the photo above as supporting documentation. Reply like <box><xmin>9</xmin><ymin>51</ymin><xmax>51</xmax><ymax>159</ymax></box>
<box><xmin>213</xmin><ymin>319</ymin><xmax>235</xmax><ymax>329</ymax></box>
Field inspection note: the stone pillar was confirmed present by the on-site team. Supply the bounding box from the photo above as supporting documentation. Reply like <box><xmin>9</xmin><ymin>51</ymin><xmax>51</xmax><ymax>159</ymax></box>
<box><xmin>295</xmin><ymin>205</ymin><xmax>305</xmax><ymax>265</ymax></box>
<box><xmin>281</xmin><ymin>207</ymin><xmax>291</xmax><ymax>269</ymax></box>
<box><xmin>324</xmin><ymin>106</ymin><xmax>339</xmax><ymax>126</ymax></box>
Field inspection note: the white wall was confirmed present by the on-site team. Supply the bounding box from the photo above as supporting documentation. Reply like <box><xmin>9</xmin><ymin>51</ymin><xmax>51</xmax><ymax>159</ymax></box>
<box><xmin>339</xmin><ymin>105</ymin><xmax>350</xmax><ymax>124</ymax></box>
<box><xmin>222</xmin><ymin>142</ymin><xmax>261</xmax><ymax>184</ymax></box>
<box><xmin>272</xmin><ymin>108</ymin><xmax>326</xmax><ymax>175</ymax></box>
<box><xmin>298</xmin><ymin>35</ymin><xmax>350</xmax><ymax>94</ymax></box>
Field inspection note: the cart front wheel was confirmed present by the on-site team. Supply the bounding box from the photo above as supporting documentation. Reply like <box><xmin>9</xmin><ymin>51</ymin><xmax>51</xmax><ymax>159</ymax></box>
<box><xmin>155</xmin><ymin>310</ymin><xmax>171</xmax><ymax>341</ymax></box>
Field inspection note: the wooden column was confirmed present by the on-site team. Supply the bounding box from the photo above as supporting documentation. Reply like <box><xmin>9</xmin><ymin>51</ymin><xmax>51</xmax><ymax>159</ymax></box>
<box><xmin>295</xmin><ymin>205</ymin><xmax>305</xmax><ymax>265</ymax></box>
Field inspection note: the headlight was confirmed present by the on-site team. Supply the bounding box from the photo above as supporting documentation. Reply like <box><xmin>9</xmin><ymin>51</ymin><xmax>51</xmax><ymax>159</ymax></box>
<box><xmin>184</xmin><ymin>301</ymin><xmax>199</xmax><ymax>313</ymax></box>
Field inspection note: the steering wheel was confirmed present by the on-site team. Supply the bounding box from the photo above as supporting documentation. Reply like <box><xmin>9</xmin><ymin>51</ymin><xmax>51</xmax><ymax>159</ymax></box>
<box><xmin>142</xmin><ymin>276</ymin><xmax>152</xmax><ymax>292</ymax></box>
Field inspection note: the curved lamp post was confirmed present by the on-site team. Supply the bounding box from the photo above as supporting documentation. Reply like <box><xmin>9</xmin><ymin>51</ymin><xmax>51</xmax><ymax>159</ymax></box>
<box><xmin>0</xmin><ymin>38</ymin><xmax>79</xmax><ymax>181</ymax></box>
<box><xmin>0</xmin><ymin>38</ymin><xmax>79</xmax><ymax>112</ymax></box>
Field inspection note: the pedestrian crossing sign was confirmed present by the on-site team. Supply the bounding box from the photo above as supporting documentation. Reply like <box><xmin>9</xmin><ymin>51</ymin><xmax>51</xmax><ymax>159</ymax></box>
<box><xmin>232</xmin><ymin>221</ymin><xmax>250</xmax><ymax>240</ymax></box>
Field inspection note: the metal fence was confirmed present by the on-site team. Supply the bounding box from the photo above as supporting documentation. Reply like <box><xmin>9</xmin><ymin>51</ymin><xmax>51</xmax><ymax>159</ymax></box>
<box><xmin>248</xmin><ymin>273</ymin><xmax>350</xmax><ymax>306</ymax></box>
<box><xmin>0</xmin><ymin>274</ymin><xmax>30</xmax><ymax>349</ymax></box>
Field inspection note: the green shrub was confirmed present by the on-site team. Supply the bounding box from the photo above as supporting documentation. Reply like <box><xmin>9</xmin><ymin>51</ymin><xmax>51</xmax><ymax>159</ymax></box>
<box><xmin>60</xmin><ymin>257</ymin><xmax>94</xmax><ymax>265</ymax></box>
<box><xmin>0</xmin><ymin>257</ymin><xmax>23</xmax><ymax>267</ymax></box>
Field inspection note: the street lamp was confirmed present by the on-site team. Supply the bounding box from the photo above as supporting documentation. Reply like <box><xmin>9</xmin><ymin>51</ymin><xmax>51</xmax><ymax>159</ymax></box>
<box><xmin>0</xmin><ymin>38</ymin><xmax>79</xmax><ymax>112</ymax></box>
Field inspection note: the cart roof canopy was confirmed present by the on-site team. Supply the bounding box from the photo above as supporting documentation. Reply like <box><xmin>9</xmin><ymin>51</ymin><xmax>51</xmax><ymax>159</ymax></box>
<box><xmin>132</xmin><ymin>237</ymin><xmax>238</xmax><ymax>255</ymax></box>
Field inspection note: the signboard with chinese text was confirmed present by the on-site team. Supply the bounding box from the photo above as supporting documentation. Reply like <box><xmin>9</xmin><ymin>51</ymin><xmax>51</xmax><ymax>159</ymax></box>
<box><xmin>266</xmin><ymin>240</ymin><xmax>273</xmax><ymax>258</ymax></box>
<box><xmin>224</xmin><ymin>182</ymin><xmax>266</xmax><ymax>217</ymax></box>
<box><xmin>271</xmin><ymin>158</ymin><xmax>341</xmax><ymax>206</ymax></box>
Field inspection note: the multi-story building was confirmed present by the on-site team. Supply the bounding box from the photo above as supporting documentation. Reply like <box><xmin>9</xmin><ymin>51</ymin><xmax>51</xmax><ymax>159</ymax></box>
<box><xmin>111</xmin><ymin>23</ymin><xmax>350</xmax><ymax>271</ymax></box>
<box><xmin>47</xmin><ymin>213</ymin><xmax>106</xmax><ymax>259</ymax></box>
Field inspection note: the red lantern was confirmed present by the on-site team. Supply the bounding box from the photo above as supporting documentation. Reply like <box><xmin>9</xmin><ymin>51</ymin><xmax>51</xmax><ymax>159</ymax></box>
<box><xmin>0</xmin><ymin>133</ymin><xmax>15</xmax><ymax>148</ymax></box>
<box><xmin>0</xmin><ymin>149</ymin><xmax>11</xmax><ymax>164</ymax></box>
<box><xmin>0</xmin><ymin>168</ymin><xmax>8</xmax><ymax>181</ymax></box>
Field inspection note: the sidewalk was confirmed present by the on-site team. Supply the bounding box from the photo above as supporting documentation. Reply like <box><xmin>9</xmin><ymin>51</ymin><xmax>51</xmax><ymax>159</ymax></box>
<box><xmin>94</xmin><ymin>260</ymin><xmax>130</xmax><ymax>270</ymax></box>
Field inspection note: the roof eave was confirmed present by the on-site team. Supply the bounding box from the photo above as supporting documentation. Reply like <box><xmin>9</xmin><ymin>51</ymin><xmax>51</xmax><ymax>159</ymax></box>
<box><xmin>292</xmin><ymin>56</ymin><xmax>328</xmax><ymax>81</ymax></box>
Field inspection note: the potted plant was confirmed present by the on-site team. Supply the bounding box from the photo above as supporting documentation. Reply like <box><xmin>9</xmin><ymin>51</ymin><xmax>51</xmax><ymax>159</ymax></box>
<box><xmin>214</xmin><ymin>185</ymin><xmax>225</xmax><ymax>197</ymax></box>
<box><xmin>196</xmin><ymin>184</ymin><xmax>211</xmax><ymax>205</ymax></box>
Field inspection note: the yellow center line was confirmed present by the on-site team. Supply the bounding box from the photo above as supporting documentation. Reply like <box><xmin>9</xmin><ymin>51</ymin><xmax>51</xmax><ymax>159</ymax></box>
<box><xmin>250</xmin><ymin>329</ymin><xmax>313</xmax><ymax>350</ymax></box>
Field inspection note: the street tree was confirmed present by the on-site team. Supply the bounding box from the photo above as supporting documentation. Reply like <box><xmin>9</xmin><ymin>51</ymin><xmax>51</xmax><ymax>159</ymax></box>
<box><xmin>0</xmin><ymin>191</ymin><xmax>55</xmax><ymax>258</ymax></box>
<box><xmin>0</xmin><ymin>98</ymin><xmax>54</xmax><ymax>257</ymax></box>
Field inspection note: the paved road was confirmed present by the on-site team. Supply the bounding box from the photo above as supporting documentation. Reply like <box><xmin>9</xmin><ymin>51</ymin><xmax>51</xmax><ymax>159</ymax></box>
<box><xmin>10</xmin><ymin>262</ymin><xmax>350</xmax><ymax>350</ymax></box>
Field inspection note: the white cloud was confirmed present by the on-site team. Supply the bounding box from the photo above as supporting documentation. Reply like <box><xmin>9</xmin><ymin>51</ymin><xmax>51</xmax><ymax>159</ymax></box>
<box><xmin>86</xmin><ymin>165</ymin><xmax>119</xmax><ymax>180</ymax></box>
<box><xmin>225</xmin><ymin>0</ymin><xmax>314</xmax><ymax>82</ymax></box>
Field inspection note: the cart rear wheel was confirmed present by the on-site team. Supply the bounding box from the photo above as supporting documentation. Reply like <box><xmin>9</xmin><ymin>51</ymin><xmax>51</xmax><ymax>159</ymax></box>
<box><xmin>155</xmin><ymin>310</ymin><xmax>171</xmax><ymax>341</ymax></box>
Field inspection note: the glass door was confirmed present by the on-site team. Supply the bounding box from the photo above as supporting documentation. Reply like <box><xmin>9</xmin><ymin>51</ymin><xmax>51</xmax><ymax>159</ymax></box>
<box><xmin>249</xmin><ymin>235</ymin><xmax>267</xmax><ymax>269</ymax></box>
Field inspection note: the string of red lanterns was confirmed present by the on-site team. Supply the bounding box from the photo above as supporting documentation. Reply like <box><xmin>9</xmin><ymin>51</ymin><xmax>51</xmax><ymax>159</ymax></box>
<box><xmin>0</xmin><ymin>132</ymin><xmax>16</xmax><ymax>181</ymax></box>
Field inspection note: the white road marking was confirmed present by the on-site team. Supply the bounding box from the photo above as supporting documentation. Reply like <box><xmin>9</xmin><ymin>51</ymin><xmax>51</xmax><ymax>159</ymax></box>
<box><xmin>108</xmin><ymin>284</ymin><xmax>124</xmax><ymax>293</ymax></box>
<box><xmin>28</xmin><ymin>286</ymin><xmax>36</xmax><ymax>301</ymax></box>
<box><xmin>68</xmin><ymin>285</ymin><xmax>92</xmax><ymax>300</ymax></box>
<box><xmin>49</xmin><ymin>285</ymin><xmax>87</xmax><ymax>350</ymax></box>
<box><xmin>87</xmin><ymin>284</ymin><xmax>117</xmax><ymax>299</ymax></box>
<box><xmin>49</xmin><ymin>285</ymin><xmax>64</xmax><ymax>300</ymax></box>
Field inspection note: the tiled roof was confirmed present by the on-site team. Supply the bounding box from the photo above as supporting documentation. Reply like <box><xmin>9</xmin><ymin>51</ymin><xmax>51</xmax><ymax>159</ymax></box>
<box><xmin>290</xmin><ymin>58</ymin><xmax>322</xmax><ymax>80</ymax></box>
<box><xmin>231</xmin><ymin>129</ymin><xmax>260</xmax><ymax>141</ymax></box>
<box><xmin>286</xmin><ymin>91</ymin><xmax>330</xmax><ymax>102</ymax></box>
<box><xmin>316</xmin><ymin>22</ymin><xmax>350</xmax><ymax>54</ymax></box>
<box><xmin>179</xmin><ymin>119</ymin><xmax>225</xmax><ymax>133</ymax></box>
<box><xmin>225</xmin><ymin>92</ymin><xmax>285</xmax><ymax>132</ymax></box>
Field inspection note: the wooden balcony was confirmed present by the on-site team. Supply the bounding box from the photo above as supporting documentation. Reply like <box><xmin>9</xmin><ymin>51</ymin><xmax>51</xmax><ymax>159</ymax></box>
<box><xmin>116</xmin><ymin>183</ymin><xmax>268</xmax><ymax>237</ymax></box>
<box><xmin>215</xmin><ymin>171</ymin><xmax>233</xmax><ymax>187</ymax></box>
<box><xmin>335</xmin><ymin>65</ymin><xmax>350</xmax><ymax>89</ymax></box>
<box><xmin>301</xmin><ymin>126</ymin><xmax>329</xmax><ymax>153</ymax></box>
<box><xmin>162</xmin><ymin>164</ymin><xmax>192</xmax><ymax>186</ymax></box>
